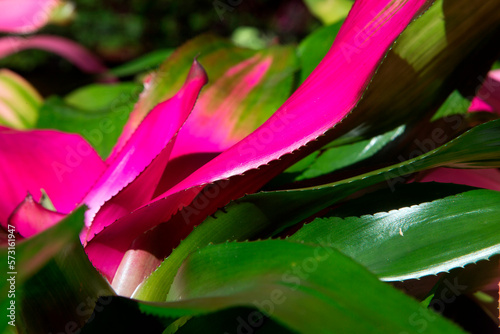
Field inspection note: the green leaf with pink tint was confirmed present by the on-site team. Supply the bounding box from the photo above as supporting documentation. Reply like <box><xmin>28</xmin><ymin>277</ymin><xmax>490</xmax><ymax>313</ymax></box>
<box><xmin>0</xmin><ymin>69</ymin><xmax>42</xmax><ymax>129</ymax></box>
<box><xmin>110</xmin><ymin>34</ymin><xmax>297</xmax><ymax>163</ymax></box>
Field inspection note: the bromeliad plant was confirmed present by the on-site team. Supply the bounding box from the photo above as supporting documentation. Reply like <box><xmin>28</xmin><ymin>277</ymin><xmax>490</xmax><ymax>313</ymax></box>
<box><xmin>1</xmin><ymin>0</ymin><xmax>500</xmax><ymax>333</ymax></box>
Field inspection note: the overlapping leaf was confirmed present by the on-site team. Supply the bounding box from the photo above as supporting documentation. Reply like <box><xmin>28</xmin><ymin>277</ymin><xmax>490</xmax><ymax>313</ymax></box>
<box><xmin>0</xmin><ymin>128</ymin><xmax>106</xmax><ymax>225</ymax></box>
<box><xmin>87</xmin><ymin>241</ymin><xmax>465</xmax><ymax>334</ymax></box>
<box><xmin>0</xmin><ymin>207</ymin><xmax>109</xmax><ymax>333</ymax></box>
<box><xmin>289</xmin><ymin>189</ymin><xmax>500</xmax><ymax>281</ymax></box>
<box><xmin>185</xmin><ymin>119</ymin><xmax>500</xmax><ymax>253</ymax></box>
<box><xmin>93</xmin><ymin>0</ymin><xmax>500</xmax><ymax>278</ymax></box>
<box><xmin>85</xmin><ymin>0</ymin><xmax>433</xmax><ymax>286</ymax></box>
<box><xmin>0</xmin><ymin>35</ymin><xmax>107</xmax><ymax>74</ymax></box>
<box><xmin>0</xmin><ymin>69</ymin><xmax>41</xmax><ymax>129</ymax></box>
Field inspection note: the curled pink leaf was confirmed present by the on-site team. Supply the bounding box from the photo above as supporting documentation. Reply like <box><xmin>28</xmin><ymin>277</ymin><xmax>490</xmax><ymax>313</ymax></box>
<box><xmin>84</xmin><ymin>60</ymin><xmax>207</xmax><ymax>235</ymax></box>
<box><xmin>0</xmin><ymin>127</ymin><xmax>106</xmax><ymax>227</ymax></box>
<box><xmin>0</xmin><ymin>35</ymin><xmax>107</xmax><ymax>74</ymax></box>
<box><xmin>8</xmin><ymin>194</ymin><xmax>65</xmax><ymax>238</ymax></box>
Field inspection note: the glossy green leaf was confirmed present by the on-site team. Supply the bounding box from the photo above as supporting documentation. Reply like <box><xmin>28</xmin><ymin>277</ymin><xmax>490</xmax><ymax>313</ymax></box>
<box><xmin>133</xmin><ymin>197</ymin><xmax>294</xmax><ymax>301</ymax></box>
<box><xmin>90</xmin><ymin>241</ymin><xmax>465</xmax><ymax>334</ymax></box>
<box><xmin>279</xmin><ymin>125</ymin><xmax>405</xmax><ymax>184</ymax></box>
<box><xmin>303</xmin><ymin>0</ymin><xmax>353</xmax><ymax>25</ymax></box>
<box><xmin>297</xmin><ymin>21</ymin><xmax>343</xmax><ymax>84</ymax></box>
<box><xmin>199</xmin><ymin>119</ymin><xmax>500</xmax><ymax>248</ymax></box>
<box><xmin>16</xmin><ymin>241</ymin><xmax>113</xmax><ymax>334</ymax></box>
<box><xmin>0</xmin><ymin>207</ymin><xmax>113</xmax><ymax>334</ymax></box>
<box><xmin>322</xmin><ymin>182</ymin><xmax>476</xmax><ymax>219</ymax></box>
<box><xmin>0</xmin><ymin>207</ymin><xmax>87</xmax><ymax>333</ymax></box>
<box><xmin>289</xmin><ymin>189</ymin><xmax>500</xmax><ymax>281</ymax></box>
<box><xmin>0</xmin><ymin>69</ymin><xmax>42</xmax><ymax>129</ymax></box>
<box><xmin>108</xmin><ymin>49</ymin><xmax>174</xmax><ymax>78</ymax></box>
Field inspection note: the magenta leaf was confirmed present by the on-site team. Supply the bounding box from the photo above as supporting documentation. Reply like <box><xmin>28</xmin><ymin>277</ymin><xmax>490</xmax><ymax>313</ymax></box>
<box><xmin>469</xmin><ymin>70</ymin><xmax>500</xmax><ymax>113</ymax></box>
<box><xmin>107</xmin><ymin>35</ymin><xmax>234</xmax><ymax>161</ymax></box>
<box><xmin>414</xmin><ymin>168</ymin><xmax>500</xmax><ymax>191</ymax></box>
<box><xmin>84</xmin><ymin>60</ymin><xmax>207</xmax><ymax>238</ymax></box>
<box><xmin>85</xmin><ymin>0</ymin><xmax>431</xmax><ymax>283</ymax></box>
<box><xmin>155</xmin><ymin>46</ymin><xmax>297</xmax><ymax>195</ymax></box>
<box><xmin>0</xmin><ymin>35</ymin><xmax>107</xmax><ymax>74</ymax></box>
<box><xmin>8</xmin><ymin>194</ymin><xmax>65</xmax><ymax>238</ymax></box>
<box><xmin>0</xmin><ymin>0</ymin><xmax>60</xmax><ymax>33</ymax></box>
<box><xmin>0</xmin><ymin>127</ymin><xmax>106</xmax><ymax>227</ymax></box>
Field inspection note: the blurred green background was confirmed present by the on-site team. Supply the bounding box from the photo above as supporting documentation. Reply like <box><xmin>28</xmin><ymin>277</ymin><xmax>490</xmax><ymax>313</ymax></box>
<box><xmin>0</xmin><ymin>0</ymin><xmax>320</xmax><ymax>96</ymax></box>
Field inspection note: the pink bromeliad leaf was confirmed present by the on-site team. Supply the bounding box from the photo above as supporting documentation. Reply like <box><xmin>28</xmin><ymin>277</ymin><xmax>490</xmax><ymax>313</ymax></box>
<box><xmin>0</xmin><ymin>127</ymin><xmax>106</xmax><ymax>227</ymax></box>
<box><xmin>85</xmin><ymin>0</ymin><xmax>431</xmax><ymax>283</ymax></box>
<box><xmin>171</xmin><ymin>55</ymin><xmax>274</xmax><ymax>157</ymax></box>
<box><xmin>95</xmin><ymin>44</ymin><xmax>295</xmax><ymax>293</ymax></box>
<box><xmin>0</xmin><ymin>0</ymin><xmax>60</xmax><ymax>33</ymax></box>
<box><xmin>87</xmin><ymin>45</ymin><xmax>295</xmax><ymax>246</ymax></box>
<box><xmin>0</xmin><ymin>35</ymin><xmax>107</xmax><ymax>74</ymax></box>
<box><xmin>469</xmin><ymin>70</ymin><xmax>500</xmax><ymax>113</ymax></box>
<box><xmin>8</xmin><ymin>194</ymin><xmax>65</xmax><ymax>238</ymax></box>
<box><xmin>414</xmin><ymin>167</ymin><xmax>500</xmax><ymax>192</ymax></box>
<box><xmin>83</xmin><ymin>60</ymin><xmax>207</xmax><ymax>233</ymax></box>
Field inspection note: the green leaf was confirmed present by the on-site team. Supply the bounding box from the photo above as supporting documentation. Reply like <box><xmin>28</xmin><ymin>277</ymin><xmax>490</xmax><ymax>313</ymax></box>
<box><xmin>37</xmin><ymin>84</ymin><xmax>140</xmax><ymax>158</ymax></box>
<box><xmin>303</xmin><ymin>0</ymin><xmax>353</xmax><ymax>25</ymax></box>
<box><xmin>0</xmin><ymin>69</ymin><xmax>42</xmax><ymax>129</ymax></box>
<box><xmin>297</xmin><ymin>21</ymin><xmax>343</xmax><ymax>84</ymax></box>
<box><xmin>16</xmin><ymin>241</ymin><xmax>113</xmax><ymax>334</ymax></box>
<box><xmin>231</xmin><ymin>27</ymin><xmax>268</xmax><ymax>50</ymax></box>
<box><xmin>202</xmin><ymin>119</ymin><xmax>500</xmax><ymax>248</ymax></box>
<box><xmin>133</xmin><ymin>197</ymin><xmax>295</xmax><ymax>301</ymax></box>
<box><xmin>289</xmin><ymin>189</ymin><xmax>500</xmax><ymax>281</ymax></box>
<box><xmin>108</xmin><ymin>49</ymin><xmax>174</xmax><ymax>78</ymax></box>
<box><xmin>0</xmin><ymin>207</ymin><xmax>87</xmax><ymax>333</ymax></box>
<box><xmin>64</xmin><ymin>82</ymin><xmax>141</xmax><ymax>112</ymax></box>
<box><xmin>278</xmin><ymin>125</ymin><xmax>405</xmax><ymax>184</ymax></box>
<box><xmin>90</xmin><ymin>241</ymin><xmax>465</xmax><ymax>334</ymax></box>
<box><xmin>322</xmin><ymin>182</ymin><xmax>476</xmax><ymax>219</ymax></box>
<box><xmin>431</xmin><ymin>90</ymin><xmax>471</xmax><ymax>121</ymax></box>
